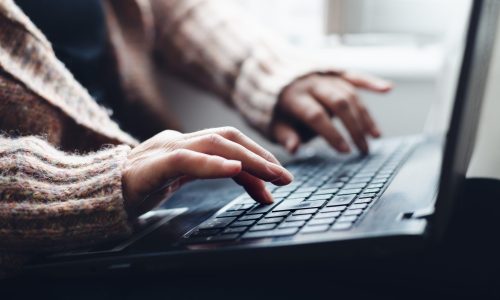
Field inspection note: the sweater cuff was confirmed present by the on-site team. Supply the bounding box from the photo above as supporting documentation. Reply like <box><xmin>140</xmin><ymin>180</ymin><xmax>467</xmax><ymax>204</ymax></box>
<box><xmin>232</xmin><ymin>47</ymin><xmax>342</xmax><ymax>137</ymax></box>
<box><xmin>0</xmin><ymin>136</ymin><xmax>133</xmax><ymax>253</ymax></box>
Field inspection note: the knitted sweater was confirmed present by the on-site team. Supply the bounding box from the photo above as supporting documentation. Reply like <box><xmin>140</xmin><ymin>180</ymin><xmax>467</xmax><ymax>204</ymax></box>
<box><xmin>0</xmin><ymin>0</ymin><xmax>329</xmax><ymax>276</ymax></box>
<box><xmin>0</xmin><ymin>137</ymin><xmax>132</xmax><ymax>276</ymax></box>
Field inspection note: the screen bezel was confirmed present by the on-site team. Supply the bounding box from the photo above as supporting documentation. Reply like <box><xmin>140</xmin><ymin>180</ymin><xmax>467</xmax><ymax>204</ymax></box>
<box><xmin>433</xmin><ymin>0</ymin><xmax>500</xmax><ymax>240</ymax></box>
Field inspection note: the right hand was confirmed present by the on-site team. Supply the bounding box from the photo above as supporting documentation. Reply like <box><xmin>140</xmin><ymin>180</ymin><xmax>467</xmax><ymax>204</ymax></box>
<box><xmin>122</xmin><ymin>127</ymin><xmax>293</xmax><ymax>217</ymax></box>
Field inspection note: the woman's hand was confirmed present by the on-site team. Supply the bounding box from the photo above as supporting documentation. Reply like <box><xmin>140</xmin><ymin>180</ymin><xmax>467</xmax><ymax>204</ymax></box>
<box><xmin>272</xmin><ymin>72</ymin><xmax>393</xmax><ymax>154</ymax></box>
<box><xmin>122</xmin><ymin>127</ymin><xmax>293</xmax><ymax>217</ymax></box>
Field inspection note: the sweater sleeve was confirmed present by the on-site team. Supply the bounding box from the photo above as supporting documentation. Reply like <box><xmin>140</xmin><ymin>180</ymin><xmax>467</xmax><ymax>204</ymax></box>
<box><xmin>0</xmin><ymin>136</ymin><xmax>133</xmax><ymax>254</ymax></box>
<box><xmin>151</xmin><ymin>0</ymin><xmax>326</xmax><ymax>136</ymax></box>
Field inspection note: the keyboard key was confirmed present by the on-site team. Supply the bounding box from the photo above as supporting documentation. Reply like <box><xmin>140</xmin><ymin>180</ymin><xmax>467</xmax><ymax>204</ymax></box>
<box><xmin>223</xmin><ymin>227</ymin><xmax>247</xmax><ymax>234</ymax></box>
<box><xmin>331</xmin><ymin>222</ymin><xmax>353</xmax><ymax>230</ymax></box>
<box><xmin>315</xmin><ymin>211</ymin><xmax>341</xmax><ymax>218</ymax></box>
<box><xmin>343</xmin><ymin>209</ymin><xmax>363</xmax><ymax>216</ymax></box>
<box><xmin>288</xmin><ymin>192</ymin><xmax>312</xmax><ymax>199</ymax></box>
<box><xmin>307</xmin><ymin>194</ymin><xmax>332</xmax><ymax>201</ymax></box>
<box><xmin>343</xmin><ymin>183</ymin><xmax>367</xmax><ymax>189</ymax></box>
<box><xmin>273</xmin><ymin>200</ymin><xmax>326</xmax><ymax>211</ymax></box>
<box><xmin>242</xmin><ymin>227</ymin><xmax>299</xmax><ymax>239</ymax></box>
<box><xmin>359</xmin><ymin>193</ymin><xmax>377</xmax><ymax>199</ymax></box>
<box><xmin>240</xmin><ymin>203</ymin><xmax>255</xmax><ymax>209</ymax></box>
<box><xmin>250</xmin><ymin>224</ymin><xmax>277</xmax><ymax>231</ymax></box>
<box><xmin>322</xmin><ymin>182</ymin><xmax>344</xmax><ymax>189</ymax></box>
<box><xmin>217</xmin><ymin>211</ymin><xmax>244</xmax><ymax>218</ymax></box>
<box><xmin>238</xmin><ymin>214</ymin><xmax>263</xmax><ymax>221</ymax></box>
<box><xmin>364</xmin><ymin>188</ymin><xmax>380</xmax><ymax>194</ymax></box>
<box><xmin>257</xmin><ymin>217</ymin><xmax>284</xmax><ymax>224</ymax></box>
<box><xmin>230</xmin><ymin>220</ymin><xmax>256</xmax><ymax>227</ymax></box>
<box><xmin>371</xmin><ymin>178</ymin><xmax>388</xmax><ymax>184</ymax></box>
<box><xmin>198</xmin><ymin>217</ymin><xmax>236</xmax><ymax>229</ymax></box>
<box><xmin>247</xmin><ymin>203</ymin><xmax>276</xmax><ymax>214</ymax></box>
<box><xmin>271</xmin><ymin>192</ymin><xmax>291</xmax><ymax>199</ymax></box>
<box><xmin>337</xmin><ymin>216</ymin><xmax>357</xmax><ymax>223</ymax></box>
<box><xmin>353</xmin><ymin>198</ymin><xmax>373</xmax><ymax>204</ymax></box>
<box><xmin>308</xmin><ymin>218</ymin><xmax>335</xmax><ymax>226</ymax></box>
<box><xmin>337</xmin><ymin>176</ymin><xmax>350</xmax><ymax>182</ymax></box>
<box><xmin>282</xmin><ymin>197</ymin><xmax>306</xmax><ymax>202</ymax></box>
<box><xmin>301</xmin><ymin>225</ymin><xmax>329</xmax><ymax>234</ymax></box>
<box><xmin>356</xmin><ymin>172</ymin><xmax>375</xmax><ymax>177</ymax></box>
<box><xmin>266</xmin><ymin>211</ymin><xmax>290</xmax><ymax>218</ymax></box>
<box><xmin>349</xmin><ymin>177</ymin><xmax>372</xmax><ymax>184</ymax></box>
<box><xmin>287</xmin><ymin>214</ymin><xmax>312</xmax><ymax>222</ymax></box>
<box><xmin>321</xmin><ymin>206</ymin><xmax>347</xmax><ymax>213</ymax></box>
<box><xmin>279</xmin><ymin>221</ymin><xmax>306</xmax><ymax>228</ymax></box>
<box><xmin>327</xmin><ymin>195</ymin><xmax>356</xmax><ymax>206</ymax></box>
<box><xmin>337</xmin><ymin>188</ymin><xmax>362</xmax><ymax>195</ymax></box>
<box><xmin>295</xmin><ymin>187</ymin><xmax>317</xmax><ymax>193</ymax></box>
<box><xmin>368</xmin><ymin>183</ymin><xmax>384</xmax><ymax>188</ymax></box>
<box><xmin>349</xmin><ymin>203</ymin><xmax>368</xmax><ymax>210</ymax></box>
<box><xmin>293</xmin><ymin>208</ymin><xmax>318</xmax><ymax>215</ymax></box>
<box><xmin>314</xmin><ymin>188</ymin><xmax>339</xmax><ymax>195</ymax></box>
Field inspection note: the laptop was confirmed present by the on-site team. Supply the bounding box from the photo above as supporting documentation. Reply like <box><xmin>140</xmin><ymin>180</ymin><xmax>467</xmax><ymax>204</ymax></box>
<box><xmin>24</xmin><ymin>0</ymin><xmax>500</xmax><ymax>275</ymax></box>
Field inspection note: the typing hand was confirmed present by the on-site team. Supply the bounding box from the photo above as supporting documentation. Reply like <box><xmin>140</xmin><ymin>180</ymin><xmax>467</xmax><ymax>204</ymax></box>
<box><xmin>272</xmin><ymin>72</ymin><xmax>392</xmax><ymax>154</ymax></box>
<box><xmin>122</xmin><ymin>127</ymin><xmax>293</xmax><ymax>217</ymax></box>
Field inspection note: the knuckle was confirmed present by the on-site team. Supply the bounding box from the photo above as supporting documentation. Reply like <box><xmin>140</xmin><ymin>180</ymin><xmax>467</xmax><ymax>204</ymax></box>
<box><xmin>206</xmin><ymin>133</ymin><xmax>223</xmax><ymax>146</ymax></box>
<box><xmin>168</xmin><ymin>149</ymin><xmax>189</xmax><ymax>164</ymax></box>
<box><xmin>305</xmin><ymin>108</ymin><xmax>325</xmax><ymax>123</ymax></box>
<box><xmin>219</xmin><ymin>126</ymin><xmax>240</xmax><ymax>138</ymax></box>
<box><xmin>262</xmin><ymin>150</ymin><xmax>276</xmax><ymax>162</ymax></box>
<box><xmin>335</xmin><ymin>98</ymin><xmax>350</xmax><ymax>111</ymax></box>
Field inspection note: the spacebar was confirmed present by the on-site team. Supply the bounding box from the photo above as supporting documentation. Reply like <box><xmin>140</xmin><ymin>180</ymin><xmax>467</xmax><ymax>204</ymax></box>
<box><xmin>242</xmin><ymin>228</ymin><xmax>298</xmax><ymax>239</ymax></box>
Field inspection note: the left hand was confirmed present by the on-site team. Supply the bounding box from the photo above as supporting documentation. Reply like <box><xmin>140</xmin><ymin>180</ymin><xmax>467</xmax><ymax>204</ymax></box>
<box><xmin>271</xmin><ymin>72</ymin><xmax>393</xmax><ymax>154</ymax></box>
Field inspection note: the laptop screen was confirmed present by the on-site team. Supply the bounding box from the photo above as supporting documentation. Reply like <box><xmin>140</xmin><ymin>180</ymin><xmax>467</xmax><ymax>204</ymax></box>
<box><xmin>434</xmin><ymin>0</ymin><xmax>500</xmax><ymax>239</ymax></box>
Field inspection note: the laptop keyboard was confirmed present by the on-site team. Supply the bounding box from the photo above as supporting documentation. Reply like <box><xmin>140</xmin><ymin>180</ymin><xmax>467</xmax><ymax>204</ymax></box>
<box><xmin>183</xmin><ymin>143</ymin><xmax>414</xmax><ymax>244</ymax></box>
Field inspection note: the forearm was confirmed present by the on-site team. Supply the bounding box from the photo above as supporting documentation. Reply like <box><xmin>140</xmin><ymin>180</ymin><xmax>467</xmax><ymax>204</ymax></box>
<box><xmin>0</xmin><ymin>136</ymin><xmax>132</xmax><ymax>253</ymax></box>
<box><xmin>151</xmin><ymin>0</ymin><xmax>323</xmax><ymax>134</ymax></box>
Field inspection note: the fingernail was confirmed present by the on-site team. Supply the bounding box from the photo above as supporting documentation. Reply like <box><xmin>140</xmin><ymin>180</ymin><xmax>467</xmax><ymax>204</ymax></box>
<box><xmin>361</xmin><ymin>141</ymin><xmax>369</xmax><ymax>154</ymax></box>
<box><xmin>222</xmin><ymin>160</ymin><xmax>241</xmax><ymax>172</ymax></box>
<box><xmin>285</xmin><ymin>138</ymin><xmax>296</xmax><ymax>153</ymax></box>
<box><xmin>376</xmin><ymin>80</ymin><xmax>393</xmax><ymax>90</ymax></box>
<box><xmin>261</xmin><ymin>188</ymin><xmax>274</xmax><ymax>204</ymax></box>
<box><xmin>372</xmin><ymin>127</ymin><xmax>381</xmax><ymax>137</ymax></box>
<box><xmin>269</xmin><ymin>163</ymin><xmax>294</xmax><ymax>184</ymax></box>
<box><xmin>339</xmin><ymin>141</ymin><xmax>351</xmax><ymax>153</ymax></box>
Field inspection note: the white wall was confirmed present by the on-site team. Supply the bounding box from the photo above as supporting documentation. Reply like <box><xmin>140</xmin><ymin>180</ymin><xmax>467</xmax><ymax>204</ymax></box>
<box><xmin>468</xmin><ymin>14</ymin><xmax>500</xmax><ymax>179</ymax></box>
<box><xmin>164</xmin><ymin>0</ymin><xmax>471</xmax><ymax>160</ymax></box>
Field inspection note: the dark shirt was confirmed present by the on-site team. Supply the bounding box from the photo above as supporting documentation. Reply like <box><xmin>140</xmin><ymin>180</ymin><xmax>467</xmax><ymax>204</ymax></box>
<box><xmin>15</xmin><ymin>0</ymin><xmax>107</xmax><ymax>103</ymax></box>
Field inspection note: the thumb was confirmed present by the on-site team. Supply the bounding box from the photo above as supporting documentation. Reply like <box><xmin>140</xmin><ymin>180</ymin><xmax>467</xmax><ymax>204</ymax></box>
<box><xmin>342</xmin><ymin>72</ymin><xmax>393</xmax><ymax>93</ymax></box>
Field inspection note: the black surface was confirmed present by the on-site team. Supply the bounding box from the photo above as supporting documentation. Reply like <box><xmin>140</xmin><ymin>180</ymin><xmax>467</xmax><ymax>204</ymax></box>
<box><xmin>15</xmin><ymin>0</ymin><xmax>108</xmax><ymax>102</ymax></box>
<box><xmin>4</xmin><ymin>178</ymin><xmax>500</xmax><ymax>299</ymax></box>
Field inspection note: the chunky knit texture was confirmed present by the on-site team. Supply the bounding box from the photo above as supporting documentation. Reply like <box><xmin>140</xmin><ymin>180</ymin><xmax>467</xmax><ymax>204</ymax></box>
<box><xmin>0</xmin><ymin>0</ymin><xmax>337</xmax><ymax>276</ymax></box>
<box><xmin>0</xmin><ymin>137</ymin><xmax>132</xmax><ymax>276</ymax></box>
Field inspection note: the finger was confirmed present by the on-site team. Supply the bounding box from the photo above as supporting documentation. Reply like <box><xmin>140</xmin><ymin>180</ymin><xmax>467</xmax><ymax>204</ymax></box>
<box><xmin>182</xmin><ymin>134</ymin><xmax>293</xmax><ymax>185</ymax></box>
<box><xmin>161</xmin><ymin>149</ymin><xmax>242</xmax><ymax>180</ymax></box>
<box><xmin>185</xmin><ymin>127</ymin><xmax>281</xmax><ymax>165</ymax></box>
<box><xmin>282</xmin><ymin>93</ymin><xmax>351</xmax><ymax>153</ymax></box>
<box><xmin>233</xmin><ymin>172</ymin><xmax>273</xmax><ymax>204</ymax></box>
<box><xmin>334</xmin><ymin>79</ymin><xmax>382</xmax><ymax>138</ymax></box>
<box><xmin>352</xmin><ymin>98</ymin><xmax>381</xmax><ymax>138</ymax></box>
<box><xmin>272</xmin><ymin>121</ymin><xmax>301</xmax><ymax>154</ymax></box>
<box><xmin>342</xmin><ymin>72</ymin><xmax>393</xmax><ymax>93</ymax></box>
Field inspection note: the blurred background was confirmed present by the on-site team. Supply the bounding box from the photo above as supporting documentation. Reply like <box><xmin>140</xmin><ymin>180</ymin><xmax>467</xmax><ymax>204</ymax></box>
<box><xmin>165</xmin><ymin>0</ymin><xmax>472</xmax><ymax>159</ymax></box>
